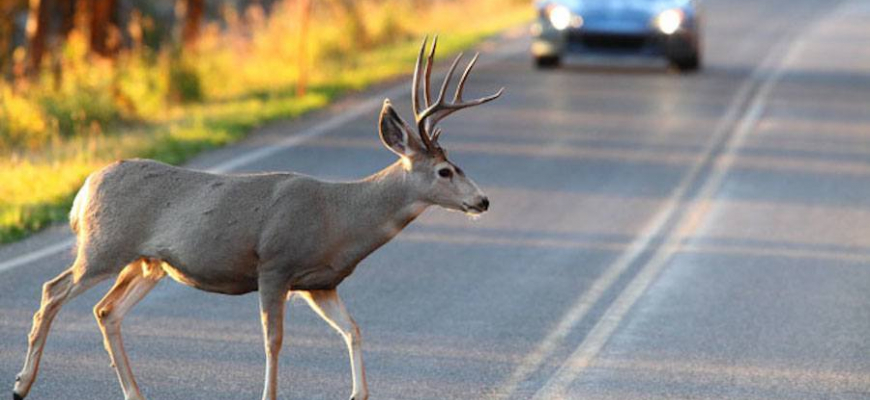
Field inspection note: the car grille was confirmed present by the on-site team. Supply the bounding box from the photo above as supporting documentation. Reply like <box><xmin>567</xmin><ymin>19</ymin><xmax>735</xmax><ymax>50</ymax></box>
<box><xmin>572</xmin><ymin>33</ymin><xmax>648</xmax><ymax>51</ymax></box>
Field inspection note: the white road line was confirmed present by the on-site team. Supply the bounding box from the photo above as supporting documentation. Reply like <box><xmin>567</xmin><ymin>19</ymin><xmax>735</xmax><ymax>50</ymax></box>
<box><xmin>493</xmin><ymin>7</ymin><xmax>825</xmax><ymax>398</ymax></box>
<box><xmin>207</xmin><ymin>87</ymin><xmax>404</xmax><ymax>174</ymax></box>
<box><xmin>492</xmin><ymin>66</ymin><xmax>759</xmax><ymax>400</ymax></box>
<box><xmin>0</xmin><ymin>39</ymin><xmax>520</xmax><ymax>276</ymax></box>
<box><xmin>0</xmin><ymin>238</ymin><xmax>76</xmax><ymax>274</ymax></box>
<box><xmin>528</xmin><ymin>9</ymin><xmax>822</xmax><ymax>400</ymax></box>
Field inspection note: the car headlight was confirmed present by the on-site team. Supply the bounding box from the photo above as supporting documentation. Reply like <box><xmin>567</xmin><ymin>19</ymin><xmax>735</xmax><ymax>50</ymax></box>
<box><xmin>656</xmin><ymin>9</ymin><xmax>684</xmax><ymax>35</ymax></box>
<box><xmin>547</xmin><ymin>4</ymin><xmax>573</xmax><ymax>31</ymax></box>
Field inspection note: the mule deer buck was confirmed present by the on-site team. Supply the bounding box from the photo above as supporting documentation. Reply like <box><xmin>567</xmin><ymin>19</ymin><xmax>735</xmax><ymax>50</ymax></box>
<box><xmin>12</xmin><ymin>36</ymin><xmax>502</xmax><ymax>400</ymax></box>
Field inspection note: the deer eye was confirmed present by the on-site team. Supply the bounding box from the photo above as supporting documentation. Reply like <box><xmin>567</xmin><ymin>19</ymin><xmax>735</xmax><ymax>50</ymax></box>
<box><xmin>438</xmin><ymin>168</ymin><xmax>453</xmax><ymax>178</ymax></box>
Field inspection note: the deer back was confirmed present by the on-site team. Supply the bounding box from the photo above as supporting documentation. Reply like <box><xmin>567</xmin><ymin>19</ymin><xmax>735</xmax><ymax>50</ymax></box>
<box><xmin>73</xmin><ymin>159</ymin><xmax>423</xmax><ymax>294</ymax></box>
<box><xmin>75</xmin><ymin>159</ymin><xmax>301</xmax><ymax>293</ymax></box>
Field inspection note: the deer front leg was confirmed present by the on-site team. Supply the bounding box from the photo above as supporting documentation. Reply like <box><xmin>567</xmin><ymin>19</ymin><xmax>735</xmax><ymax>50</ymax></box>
<box><xmin>300</xmin><ymin>290</ymin><xmax>368</xmax><ymax>400</ymax></box>
<box><xmin>259</xmin><ymin>287</ymin><xmax>287</xmax><ymax>400</ymax></box>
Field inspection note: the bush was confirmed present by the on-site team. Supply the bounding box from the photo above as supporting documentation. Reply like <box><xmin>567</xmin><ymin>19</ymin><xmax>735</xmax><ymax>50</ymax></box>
<box><xmin>0</xmin><ymin>85</ymin><xmax>55</xmax><ymax>150</ymax></box>
<box><xmin>169</xmin><ymin>55</ymin><xmax>203</xmax><ymax>103</ymax></box>
<box><xmin>114</xmin><ymin>52</ymin><xmax>169</xmax><ymax>119</ymax></box>
<box><xmin>39</xmin><ymin>85</ymin><xmax>118</xmax><ymax>138</ymax></box>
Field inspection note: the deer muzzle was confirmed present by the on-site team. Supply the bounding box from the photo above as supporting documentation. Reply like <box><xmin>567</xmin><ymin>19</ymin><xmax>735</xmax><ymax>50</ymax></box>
<box><xmin>463</xmin><ymin>196</ymin><xmax>490</xmax><ymax>214</ymax></box>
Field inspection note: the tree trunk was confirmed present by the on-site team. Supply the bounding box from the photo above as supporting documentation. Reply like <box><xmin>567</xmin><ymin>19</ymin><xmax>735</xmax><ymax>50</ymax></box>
<box><xmin>59</xmin><ymin>0</ymin><xmax>76</xmax><ymax>38</ymax></box>
<box><xmin>50</xmin><ymin>0</ymin><xmax>76</xmax><ymax>89</ymax></box>
<box><xmin>89</xmin><ymin>0</ymin><xmax>118</xmax><ymax>57</ymax></box>
<box><xmin>181</xmin><ymin>0</ymin><xmax>203</xmax><ymax>49</ymax></box>
<box><xmin>25</xmin><ymin>0</ymin><xmax>51</xmax><ymax>76</ymax></box>
<box><xmin>0</xmin><ymin>1</ymin><xmax>20</xmax><ymax>77</ymax></box>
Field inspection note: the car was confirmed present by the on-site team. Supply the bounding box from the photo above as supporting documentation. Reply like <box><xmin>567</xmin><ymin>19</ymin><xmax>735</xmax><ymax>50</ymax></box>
<box><xmin>531</xmin><ymin>0</ymin><xmax>703</xmax><ymax>71</ymax></box>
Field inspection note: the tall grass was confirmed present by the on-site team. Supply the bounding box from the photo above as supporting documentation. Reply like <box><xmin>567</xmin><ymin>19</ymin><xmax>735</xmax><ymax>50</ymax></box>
<box><xmin>0</xmin><ymin>0</ymin><xmax>531</xmax><ymax>243</ymax></box>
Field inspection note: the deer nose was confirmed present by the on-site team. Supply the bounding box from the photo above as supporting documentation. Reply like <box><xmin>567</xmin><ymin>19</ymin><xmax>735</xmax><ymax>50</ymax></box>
<box><xmin>478</xmin><ymin>197</ymin><xmax>489</xmax><ymax>211</ymax></box>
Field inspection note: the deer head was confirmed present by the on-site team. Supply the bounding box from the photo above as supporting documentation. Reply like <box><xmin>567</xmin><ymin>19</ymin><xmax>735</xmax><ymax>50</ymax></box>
<box><xmin>378</xmin><ymin>36</ymin><xmax>504</xmax><ymax>215</ymax></box>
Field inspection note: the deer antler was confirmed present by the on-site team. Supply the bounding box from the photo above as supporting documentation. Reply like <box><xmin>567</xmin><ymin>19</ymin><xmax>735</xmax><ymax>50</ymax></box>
<box><xmin>412</xmin><ymin>35</ymin><xmax>504</xmax><ymax>151</ymax></box>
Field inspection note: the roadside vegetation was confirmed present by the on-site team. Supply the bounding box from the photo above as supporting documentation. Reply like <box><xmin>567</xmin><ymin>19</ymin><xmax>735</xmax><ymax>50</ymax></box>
<box><xmin>0</xmin><ymin>0</ymin><xmax>530</xmax><ymax>244</ymax></box>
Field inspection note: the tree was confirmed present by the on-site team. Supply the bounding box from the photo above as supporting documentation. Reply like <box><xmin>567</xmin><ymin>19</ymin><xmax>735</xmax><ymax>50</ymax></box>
<box><xmin>59</xmin><ymin>0</ymin><xmax>76</xmax><ymax>38</ymax></box>
<box><xmin>89</xmin><ymin>0</ymin><xmax>118</xmax><ymax>57</ymax></box>
<box><xmin>181</xmin><ymin>0</ymin><xmax>203</xmax><ymax>49</ymax></box>
<box><xmin>25</xmin><ymin>0</ymin><xmax>51</xmax><ymax>75</ymax></box>
<box><xmin>0</xmin><ymin>0</ymin><xmax>25</xmax><ymax>76</ymax></box>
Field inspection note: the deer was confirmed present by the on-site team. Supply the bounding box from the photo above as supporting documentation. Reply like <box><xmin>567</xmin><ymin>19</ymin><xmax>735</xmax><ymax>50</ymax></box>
<box><xmin>11</xmin><ymin>36</ymin><xmax>502</xmax><ymax>400</ymax></box>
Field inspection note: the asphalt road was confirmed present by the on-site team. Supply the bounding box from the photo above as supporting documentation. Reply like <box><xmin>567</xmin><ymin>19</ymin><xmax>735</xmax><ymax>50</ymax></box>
<box><xmin>2</xmin><ymin>0</ymin><xmax>870</xmax><ymax>399</ymax></box>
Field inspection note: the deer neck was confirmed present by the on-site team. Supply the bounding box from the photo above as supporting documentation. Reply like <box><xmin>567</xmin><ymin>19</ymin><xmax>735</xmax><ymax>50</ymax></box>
<box><xmin>334</xmin><ymin>160</ymin><xmax>428</xmax><ymax>245</ymax></box>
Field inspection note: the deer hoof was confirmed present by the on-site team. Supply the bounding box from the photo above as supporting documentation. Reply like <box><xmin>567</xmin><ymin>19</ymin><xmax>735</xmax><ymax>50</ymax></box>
<box><xmin>13</xmin><ymin>391</ymin><xmax>24</xmax><ymax>400</ymax></box>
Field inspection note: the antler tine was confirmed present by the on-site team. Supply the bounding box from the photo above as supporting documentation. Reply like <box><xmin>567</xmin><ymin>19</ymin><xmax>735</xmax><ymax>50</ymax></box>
<box><xmin>424</xmin><ymin>35</ymin><xmax>438</xmax><ymax>108</ymax></box>
<box><xmin>423</xmin><ymin>55</ymin><xmax>504</xmax><ymax>132</ymax></box>
<box><xmin>425</xmin><ymin>87</ymin><xmax>504</xmax><ymax>134</ymax></box>
<box><xmin>410</xmin><ymin>35</ymin><xmax>504</xmax><ymax>149</ymax></box>
<box><xmin>422</xmin><ymin>52</ymin><xmax>464</xmax><ymax>134</ymax></box>
<box><xmin>454</xmin><ymin>52</ymin><xmax>480</xmax><ymax>102</ymax></box>
<box><xmin>411</xmin><ymin>35</ymin><xmax>427</xmax><ymax>117</ymax></box>
<box><xmin>438</xmin><ymin>53</ymin><xmax>464</xmax><ymax>109</ymax></box>
<box><xmin>411</xmin><ymin>36</ymin><xmax>436</xmax><ymax>151</ymax></box>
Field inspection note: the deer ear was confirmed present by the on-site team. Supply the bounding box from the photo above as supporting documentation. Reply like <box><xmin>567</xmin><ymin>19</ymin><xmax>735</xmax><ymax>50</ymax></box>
<box><xmin>379</xmin><ymin>99</ymin><xmax>424</xmax><ymax>158</ymax></box>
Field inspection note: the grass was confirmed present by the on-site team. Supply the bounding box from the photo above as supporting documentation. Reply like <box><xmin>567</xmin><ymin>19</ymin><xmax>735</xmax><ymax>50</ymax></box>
<box><xmin>0</xmin><ymin>0</ymin><xmax>532</xmax><ymax>244</ymax></box>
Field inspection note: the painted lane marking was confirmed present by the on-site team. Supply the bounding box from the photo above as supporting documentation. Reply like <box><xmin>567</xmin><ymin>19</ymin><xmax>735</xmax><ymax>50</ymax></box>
<box><xmin>0</xmin><ymin>238</ymin><xmax>76</xmax><ymax>275</ymax></box>
<box><xmin>528</xmin><ymin>7</ymin><xmax>824</xmax><ymax>400</ymax></box>
<box><xmin>207</xmin><ymin>87</ymin><xmax>404</xmax><ymax>174</ymax></box>
<box><xmin>492</xmin><ymin>66</ymin><xmax>760</xmax><ymax>400</ymax></box>
<box><xmin>0</xmin><ymin>39</ymin><xmax>520</xmax><ymax>276</ymax></box>
<box><xmin>493</xmin><ymin>3</ymin><xmax>832</xmax><ymax>397</ymax></box>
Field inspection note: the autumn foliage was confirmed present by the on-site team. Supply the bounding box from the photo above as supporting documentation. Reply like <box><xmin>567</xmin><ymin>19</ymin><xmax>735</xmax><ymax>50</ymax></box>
<box><xmin>0</xmin><ymin>0</ymin><xmax>530</xmax><ymax>242</ymax></box>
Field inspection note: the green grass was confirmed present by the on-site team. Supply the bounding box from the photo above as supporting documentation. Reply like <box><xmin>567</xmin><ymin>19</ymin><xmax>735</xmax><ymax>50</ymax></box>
<box><xmin>0</xmin><ymin>1</ymin><xmax>531</xmax><ymax>244</ymax></box>
<box><xmin>0</xmin><ymin>88</ymin><xmax>333</xmax><ymax>243</ymax></box>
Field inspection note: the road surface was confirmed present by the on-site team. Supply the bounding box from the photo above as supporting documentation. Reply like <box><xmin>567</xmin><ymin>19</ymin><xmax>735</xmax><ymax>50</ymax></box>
<box><xmin>2</xmin><ymin>0</ymin><xmax>869</xmax><ymax>399</ymax></box>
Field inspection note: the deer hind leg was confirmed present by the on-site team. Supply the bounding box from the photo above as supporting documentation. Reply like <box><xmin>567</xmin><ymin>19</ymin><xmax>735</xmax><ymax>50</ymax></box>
<box><xmin>14</xmin><ymin>265</ymin><xmax>108</xmax><ymax>400</ymax></box>
<box><xmin>300</xmin><ymin>290</ymin><xmax>368</xmax><ymax>400</ymax></box>
<box><xmin>93</xmin><ymin>259</ymin><xmax>165</xmax><ymax>400</ymax></box>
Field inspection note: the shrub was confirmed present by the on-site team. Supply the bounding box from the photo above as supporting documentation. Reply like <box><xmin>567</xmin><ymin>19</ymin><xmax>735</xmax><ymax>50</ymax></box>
<box><xmin>0</xmin><ymin>85</ymin><xmax>55</xmax><ymax>150</ymax></box>
<box><xmin>169</xmin><ymin>54</ymin><xmax>203</xmax><ymax>103</ymax></box>
<box><xmin>114</xmin><ymin>52</ymin><xmax>169</xmax><ymax>119</ymax></box>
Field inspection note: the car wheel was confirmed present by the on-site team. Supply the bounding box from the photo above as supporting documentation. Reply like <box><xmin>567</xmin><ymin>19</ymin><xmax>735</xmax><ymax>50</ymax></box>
<box><xmin>673</xmin><ymin>52</ymin><xmax>701</xmax><ymax>72</ymax></box>
<box><xmin>534</xmin><ymin>55</ymin><xmax>561</xmax><ymax>69</ymax></box>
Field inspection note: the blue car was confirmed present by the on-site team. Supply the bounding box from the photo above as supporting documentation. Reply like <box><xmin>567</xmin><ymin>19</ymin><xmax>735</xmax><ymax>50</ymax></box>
<box><xmin>531</xmin><ymin>0</ymin><xmax>703</xmax><ymax>71</ymax></box>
